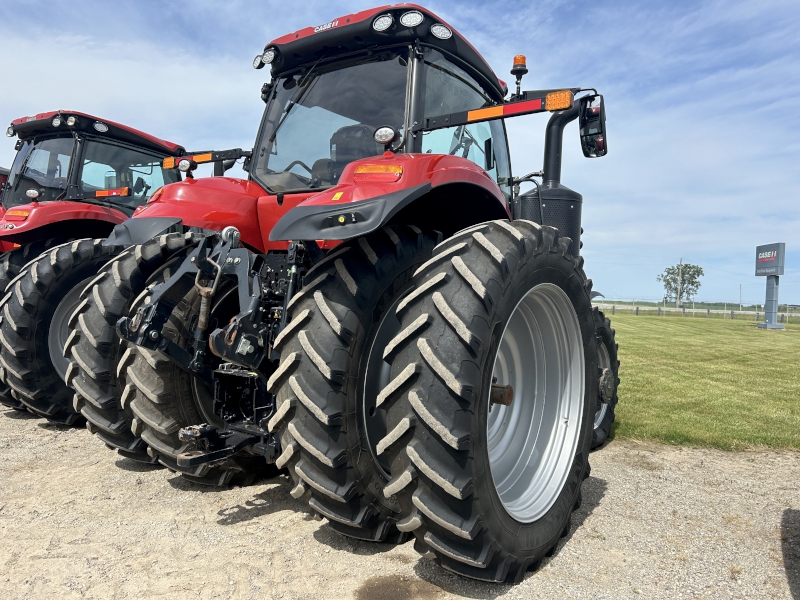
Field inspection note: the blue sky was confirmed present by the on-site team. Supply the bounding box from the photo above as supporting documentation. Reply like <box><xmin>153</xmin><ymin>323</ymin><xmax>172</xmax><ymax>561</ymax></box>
<box><xmin>1</xmin><ymin>0</ymin><xmax>798</xmax><ymax>304</ymax></box>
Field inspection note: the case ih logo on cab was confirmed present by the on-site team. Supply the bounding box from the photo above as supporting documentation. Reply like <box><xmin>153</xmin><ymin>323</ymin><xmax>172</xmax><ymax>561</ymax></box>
<box><xmin>314</xmin><ymin>20</ymin><xmax>339</xmax><ymax>33</ymax></box>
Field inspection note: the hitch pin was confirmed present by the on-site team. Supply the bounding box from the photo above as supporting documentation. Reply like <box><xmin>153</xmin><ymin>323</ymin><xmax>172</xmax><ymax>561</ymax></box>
<box><xmin>195</xmin><ymin>256</ymin><xmax>222</xmax><ymax>330</ymax></box>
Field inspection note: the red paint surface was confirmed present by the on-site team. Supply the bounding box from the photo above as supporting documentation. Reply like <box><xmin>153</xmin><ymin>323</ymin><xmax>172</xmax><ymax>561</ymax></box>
<box><xmin>138</xmin><ymin>152</ymin><xmax>506</xmax><ymax>252</ymax></box>
<box><xmin>295</xmin><ymin>152</ymin><xmax>508</xmax><ymax>214</ymax></box>
<box><xmin>139</xmin><ymin>177</ymin><xmax>342</xmax><ymax>252</ymax></box>
<box><xmin>0</xmin><ymin>201</ymin><xmax>128</xmax><ymax>241</ymax></box>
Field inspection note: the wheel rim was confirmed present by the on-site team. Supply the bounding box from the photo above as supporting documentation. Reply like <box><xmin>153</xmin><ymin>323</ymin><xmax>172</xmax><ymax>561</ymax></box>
<box><xmin>363</xmin><ymin>292</ymin><xmax>408</xmax><ymax>476</ymax></box>
<box><xmin>594</xmin><ymin>341</ymin><xmax>611</xmax><ymax>428</ymax></box>
<box><xmin>487</xmin><ymin>282</ymin><xmax>585</xmax><ymax>523</ymax></box>
<box><xmin>49</xmin><ymin>276</ymin><xmax>94</xmax><ymax>382</ymax></box>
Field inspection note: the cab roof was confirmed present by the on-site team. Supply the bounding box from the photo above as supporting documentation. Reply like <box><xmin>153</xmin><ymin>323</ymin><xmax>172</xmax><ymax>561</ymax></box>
<box><xmin>8</xmin><ymin>110</ymin><xmax>184</xmax><ymax>155</ymax></box>
<box><xmin>261</xmin><ymin>4</ymin><xmax>508</xmax><ymax>101</ymax></box>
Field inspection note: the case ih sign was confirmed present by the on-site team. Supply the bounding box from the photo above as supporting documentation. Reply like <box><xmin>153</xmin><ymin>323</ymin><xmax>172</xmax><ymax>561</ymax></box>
<box><xmin>755</xmin><ymin>242</ymin><xmax>785</xmax><ymax>276</ymax></box>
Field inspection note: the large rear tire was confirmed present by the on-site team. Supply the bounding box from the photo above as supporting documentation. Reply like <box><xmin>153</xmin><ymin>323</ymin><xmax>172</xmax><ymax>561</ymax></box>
<box><xmin>591</xmin><ymin>307</ymin><xmax>619</xmax><ymax>449</ymax></box>
<box><xmin>66</xmin><ymin>232</ymin><xmax>200</xmax><ymax>461</ymax></box>
<box><xmin>0</xmin><ymin>239</ymin><xmax>121</xmax><ymax>423</ymax></box>
<box><xmin>379</xmin><ymin>220</ymin><xmax>596</xmax><ymax>582</ymax></box>
<box><xmin>0</xmin><ymin>238</ymin><xmax>66</xmax><ymax>410</ymax></box>
<box><xmin>268</xmin><ymin>226</ymin><xmax>438</xmax><ymax>542</ymax></box>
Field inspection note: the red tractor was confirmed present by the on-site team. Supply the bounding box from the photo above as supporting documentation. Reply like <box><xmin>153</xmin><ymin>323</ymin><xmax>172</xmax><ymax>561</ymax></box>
<box><xmin>0</xmin><ymin>111</ymin><xmax>193</xmax><ymax>417</ymax></box>
<box><xmin>66</xmin><ymin>5</ymin><xmax>620</xmax><ymax>579</ymax></box>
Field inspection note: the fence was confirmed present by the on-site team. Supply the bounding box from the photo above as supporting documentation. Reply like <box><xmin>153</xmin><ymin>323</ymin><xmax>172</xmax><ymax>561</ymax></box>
<box><xmin>593</xmin><ymin>302</ymin><xmax>795</xmax><ymax>323</ymax></box>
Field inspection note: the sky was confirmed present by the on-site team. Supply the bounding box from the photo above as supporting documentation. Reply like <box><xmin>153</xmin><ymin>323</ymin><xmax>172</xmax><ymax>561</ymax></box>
<box><xmin>1</xmin><ymin>0</ymin><xmax>798</xmax><ymax>305</ymax></box>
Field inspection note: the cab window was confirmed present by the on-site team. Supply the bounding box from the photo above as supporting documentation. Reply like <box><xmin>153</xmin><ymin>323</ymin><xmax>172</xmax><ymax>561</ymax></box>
<box><xmin>420</xmin><ymin>49</ymin><xmax>511</xmax><ymax>199</ymax></box>
<box><xmin>78</xmin><ymin>140</ymin><xmax>180</xmax><ymax>207</ymax></box>
<box><xmin>2</xmin><ymin>137</ymin><xmax>74</xmax><ymax>207</ymax></box>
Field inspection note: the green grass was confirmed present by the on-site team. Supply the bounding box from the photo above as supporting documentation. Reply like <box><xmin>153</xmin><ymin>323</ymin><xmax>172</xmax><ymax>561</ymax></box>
<box><xmin>609</xmin><ymin>314</ymin><xmax>800</xmax><ymax>450</ymax></box>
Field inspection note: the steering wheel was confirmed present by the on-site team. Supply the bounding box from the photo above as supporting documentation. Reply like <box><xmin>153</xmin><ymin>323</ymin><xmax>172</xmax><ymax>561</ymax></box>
<box><xmin>282</xmin><ymin>160</ymin><xmax>314</xmax><ymax>175</ymax></box>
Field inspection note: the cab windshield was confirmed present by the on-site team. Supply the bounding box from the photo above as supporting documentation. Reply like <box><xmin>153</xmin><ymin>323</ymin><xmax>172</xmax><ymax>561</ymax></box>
<box><xmin>2</xmin><ymin>137</ymin><xmax>73</xmax><ymax>208</ymax></box>
<box><xmin>252</xmin><ymin>49</ymin><xmax>409</xmax><ymax>193</ymax></box>
<box><xmin>1</xmin><ymin>136</ymin><xmax>180</xmax><ymax>210</ymax></box>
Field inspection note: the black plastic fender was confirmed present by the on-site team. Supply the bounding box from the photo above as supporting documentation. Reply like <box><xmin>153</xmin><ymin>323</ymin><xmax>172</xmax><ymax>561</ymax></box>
<box><xmin>103</xmin><ymin>216</ymin><xmax>182</xmax><ymax>247</ymax></box>
<box><xmin>268</xmin><ymin>183</ymin><xmax>431</xmax><ymax>242</ymax></box>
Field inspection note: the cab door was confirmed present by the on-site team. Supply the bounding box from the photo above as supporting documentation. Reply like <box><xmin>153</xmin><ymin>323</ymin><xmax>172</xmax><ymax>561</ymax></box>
<box><xmin>414</xmin><ymin>47</ymin><xmax>512</xmax><ymax>201</ymax></box>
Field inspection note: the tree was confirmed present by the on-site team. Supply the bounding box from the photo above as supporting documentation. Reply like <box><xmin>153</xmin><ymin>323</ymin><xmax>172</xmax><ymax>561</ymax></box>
<box><xmin>657</xmin><ymin>259</ymin><xmax>703</xmax><ymax>307</ymax></box>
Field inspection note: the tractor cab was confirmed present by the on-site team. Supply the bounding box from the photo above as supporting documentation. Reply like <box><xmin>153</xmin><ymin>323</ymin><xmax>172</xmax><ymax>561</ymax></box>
<box><xmin>250</xmin><ymin>8</ymin><xmax>512</xmax><ymax>200</ymax></box>
<box><xmin>1</xmin><ymin>112</ymin><xmax>184</xmax><ymax>241</ymax></box>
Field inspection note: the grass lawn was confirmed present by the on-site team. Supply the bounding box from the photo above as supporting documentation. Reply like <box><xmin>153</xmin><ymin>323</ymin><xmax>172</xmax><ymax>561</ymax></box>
<box><xmin>608</xmin><ymin>314</ymin><xmax>800</xmax><ymax>450</ymax></box>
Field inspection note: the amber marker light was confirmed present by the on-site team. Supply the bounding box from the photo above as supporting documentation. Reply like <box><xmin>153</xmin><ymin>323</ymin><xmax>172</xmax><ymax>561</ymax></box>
<box><xmin>163</xmin><ymin>157</ymin><xmax>175</xmax><ymax>169</ymax></box>
<box><xmin>192</xmin><ymin>153</ymin><xmax>213</xmax><ymax>163</ymax></box>
<box><xmin>353</xmin><ymin>164</ymin><xmax>403</xmax><ymax>183</ymax></box>
<box><xmin>5</xmin><ymin>210</ymin><xmax>30</xmax><ymax>221</ymax></box>
<box><xmin>545</xmin><ymin>90</ymin><xmax>574</xmax><ymax>111</ymax></box>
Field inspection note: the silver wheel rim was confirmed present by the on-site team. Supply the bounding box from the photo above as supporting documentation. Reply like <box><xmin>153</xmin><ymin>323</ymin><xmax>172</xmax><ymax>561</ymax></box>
<box><xmin>49</xmin><ymin>276</ymin><xmax>94</xmax><ymax>382</ymax></box>
<box><xmin>487</xmin><ymin>283</ymin><xmax>585</xmax><ymax>523</ymax></box>
<box><xmin>594</xmin><ymin>342</ymin><xmax>611</xmax><ymax>428</ymax></box>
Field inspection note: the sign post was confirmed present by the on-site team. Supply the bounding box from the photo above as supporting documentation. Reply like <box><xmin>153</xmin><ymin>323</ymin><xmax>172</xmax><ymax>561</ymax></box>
<box><xmin>755</xmin><ymin>242</ymin><xmax>785</xmax><ymax>330</ymax></box>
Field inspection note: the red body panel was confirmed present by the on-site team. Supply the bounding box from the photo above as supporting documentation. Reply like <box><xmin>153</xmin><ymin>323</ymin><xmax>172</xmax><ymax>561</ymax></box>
<box><xmin>298</xmin><ymin>152</ymin><xmax>509</xmax><ymax>213</ymax></box>
<box><xmin>0</xmin><ymin>201</ymin><xmax>128</xmax><ymax>243</ymax></box>
<box><xmin>136</xmin><ymin>178</ymin><xmax>269</xmax><ymax>251</ymax></box>
<box><xmin>138</xmin><ymin>177</ymin><xmax>341</xmax><ymax>252</ymax></box>
<box><xmin>10</xmin><ymin>110</ymin><xmax>181</xmax><ymax>154</ymax></box>
<box><xmin>140</xmin><ymin>154</ymin><xmax>506</xmax><ymax>252</ymax></box>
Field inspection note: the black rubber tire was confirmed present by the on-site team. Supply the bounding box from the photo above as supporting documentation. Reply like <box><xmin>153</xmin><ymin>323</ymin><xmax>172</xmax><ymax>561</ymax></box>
<box><xmin>0</xmin><ymin>238</ymin><xmax>66</xmax><ymax>410</ymax></box>
<box><xmin>125</xmin><ymin>282</ymin><xmax>277</xmax><ymax>486</ymax></box>
<box><xmin>591</xmin><ymin>307</ymin><xmax>619</xmax><ymax>449</ymax></box>
<box><xmin>378</xmin><ymin>220</ymin><xmax>597</xmax><ymax>582</ymax></box>
<box><xmin>0</xmin><ymin>239</ymin><xmax>121</xmax><ymax>423</ymax></box>
<box><xmin>66</xmin><ymin>232</ymin><xmax>201</xmax><ymax>462</ymax></box>
<box><xmin>268</xmin><ymin>226</ymin><xmax>438</xmax><ymax>542</ymax></box>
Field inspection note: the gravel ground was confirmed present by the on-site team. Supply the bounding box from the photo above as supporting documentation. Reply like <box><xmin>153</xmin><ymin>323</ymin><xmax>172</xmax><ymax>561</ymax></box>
<box><xmin>1</xmin><ymin>408</ymin><xmax>799</xmax><ymax>600</ymax></box>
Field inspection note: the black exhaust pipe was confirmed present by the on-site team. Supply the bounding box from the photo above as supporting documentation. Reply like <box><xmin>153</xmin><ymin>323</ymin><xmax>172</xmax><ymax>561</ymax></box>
<box><xmin>518</xmin><ymin>104</ymin><xmax>583</xmax><ymax>257</ymax></box>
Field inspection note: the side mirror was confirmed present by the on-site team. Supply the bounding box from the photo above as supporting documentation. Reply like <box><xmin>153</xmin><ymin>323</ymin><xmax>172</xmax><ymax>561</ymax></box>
<box><xmin>579</xmin><ymin>94</ymin><xmax>607</xmax><ymax>158</ymax></box>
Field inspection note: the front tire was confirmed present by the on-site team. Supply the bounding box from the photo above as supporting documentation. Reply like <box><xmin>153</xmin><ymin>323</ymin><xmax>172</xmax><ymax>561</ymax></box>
<box><xmin>379</xmin><ymin>220</ymin><xmax>597</xmax><ymax>582</ymax></box>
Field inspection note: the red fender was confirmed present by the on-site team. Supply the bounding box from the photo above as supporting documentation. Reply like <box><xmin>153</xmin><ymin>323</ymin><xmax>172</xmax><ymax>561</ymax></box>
<box><xmin>269</xmin><ymin>153</ymin><xmax>510</xmax><ymax>241</ymax></box>
<box><xmin>0</xmin><ymin>201</ymin><xmax>128</xmax><ymax>245</ymax></box>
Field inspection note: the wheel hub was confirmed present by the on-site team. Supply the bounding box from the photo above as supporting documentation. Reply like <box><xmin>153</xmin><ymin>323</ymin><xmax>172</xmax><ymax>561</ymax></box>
<box><xmin>599</xmin><ymin>367</ymin><xmax>615</xmax><ymax>403</ymax></box>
